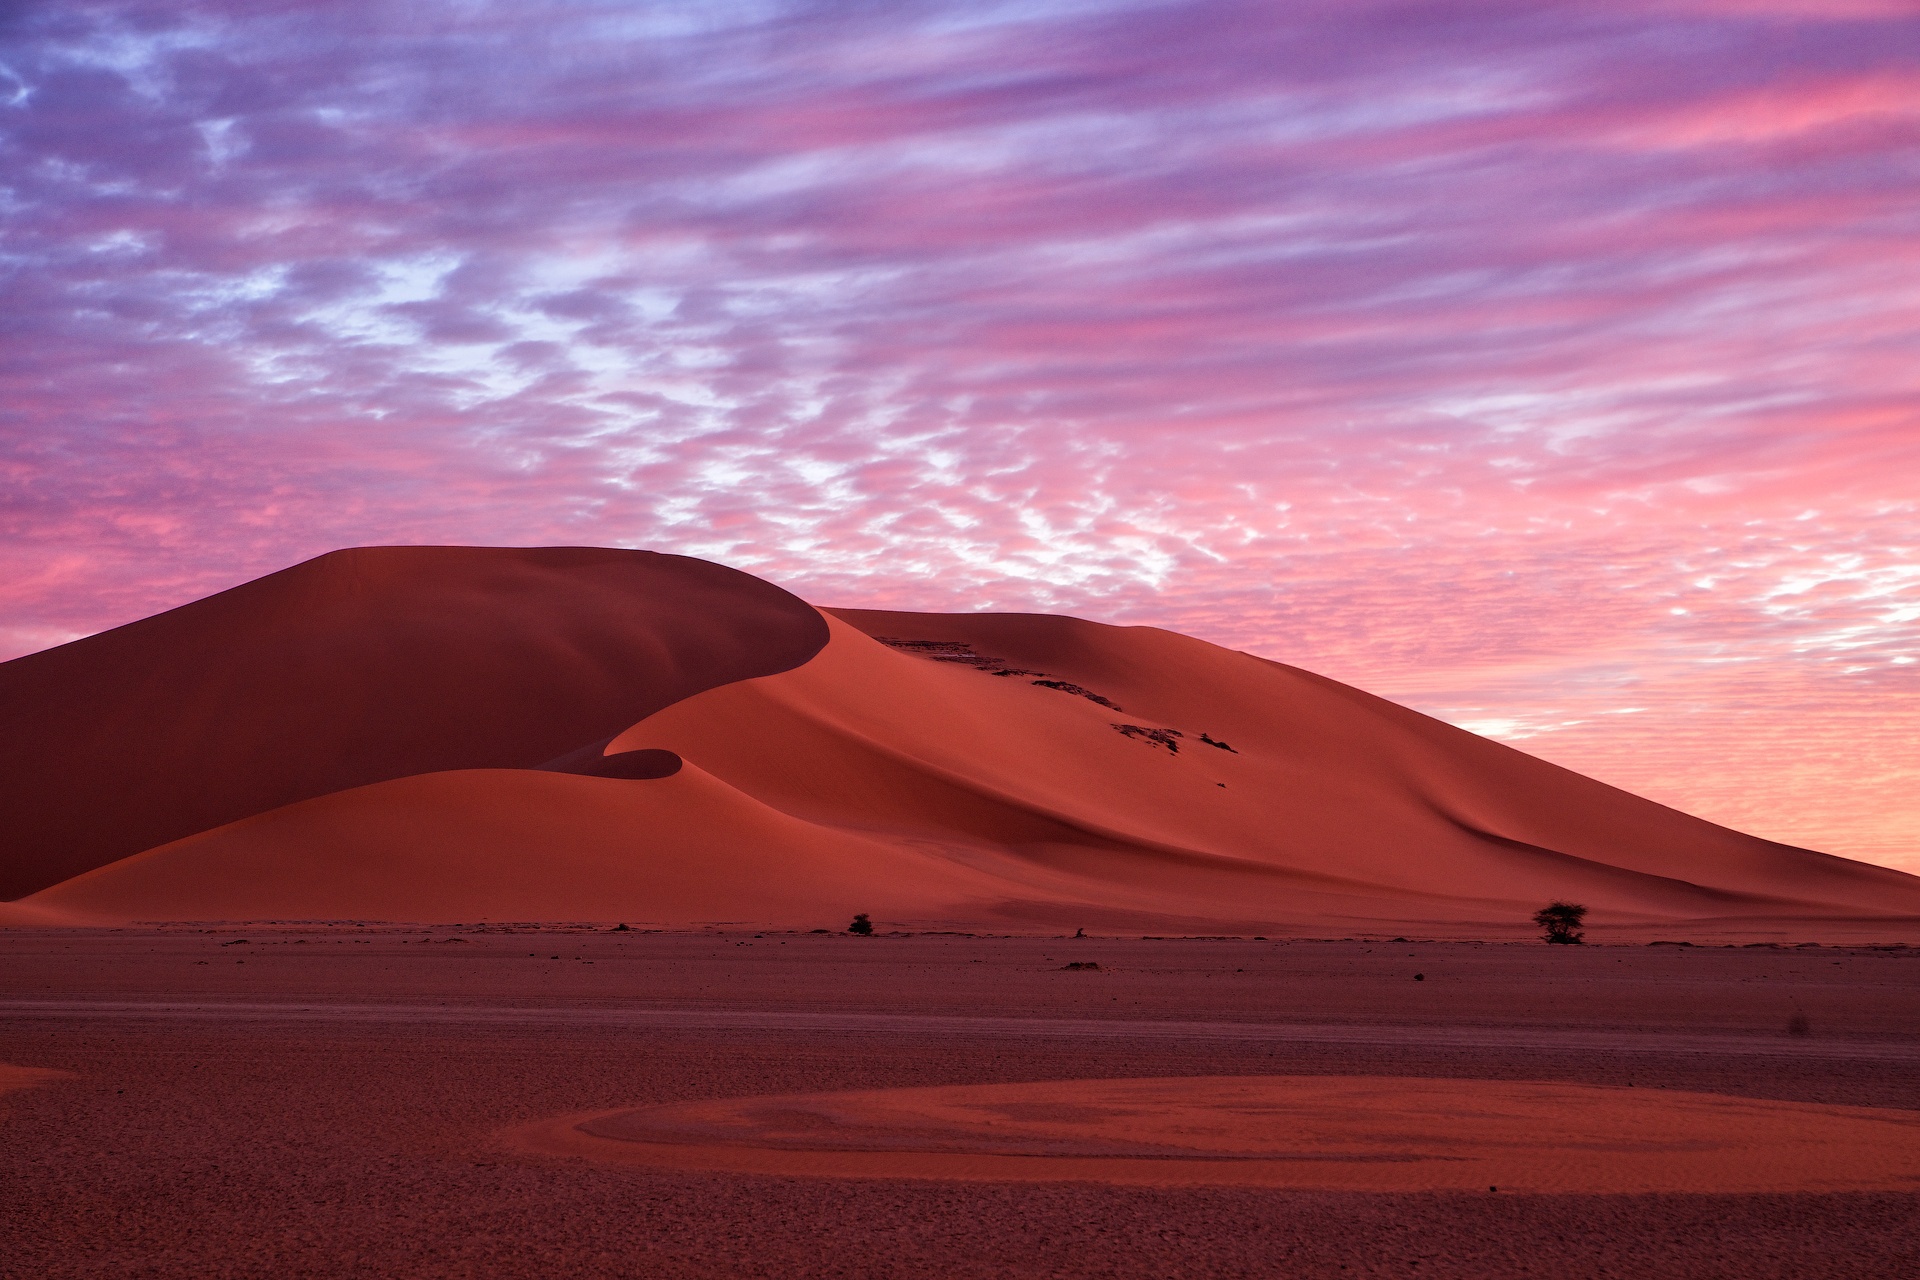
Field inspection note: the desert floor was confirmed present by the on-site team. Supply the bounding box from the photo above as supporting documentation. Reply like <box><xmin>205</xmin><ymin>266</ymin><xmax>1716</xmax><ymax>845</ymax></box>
<box><xmin>3</xmin><ymin>927</ymin><xmax>1917</xmax><ymax>1278</ymax></box>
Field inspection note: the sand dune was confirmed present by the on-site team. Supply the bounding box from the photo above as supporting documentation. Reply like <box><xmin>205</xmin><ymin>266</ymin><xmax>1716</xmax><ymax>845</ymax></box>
<box><xmin>5</xmin><ymin>547</ymin><xmax>1917</xmax><ymax>935</ymax></box>
<box><xmin>0</xmin><ymin>546</ymin><xmax>827</xmax><ymax>900</ymax></box>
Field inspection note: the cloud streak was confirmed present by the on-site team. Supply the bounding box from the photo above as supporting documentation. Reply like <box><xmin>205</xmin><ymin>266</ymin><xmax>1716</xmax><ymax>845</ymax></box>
<box><xmin>2</xmin><ymin>0</ymin><xmax>1916</xmax><ymax>868</ymax></box>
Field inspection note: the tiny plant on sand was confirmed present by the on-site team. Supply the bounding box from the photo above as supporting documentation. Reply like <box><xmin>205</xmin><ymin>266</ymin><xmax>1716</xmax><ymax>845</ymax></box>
<box><xmin>1533</xmin><ymin>901</ymin><xmax>1587</xmax><ymax>944</ymax></box>
<box><xmin>847</xmin><ymin>913</ymin><xmax>874</xmax><ymax>936</ymax></box>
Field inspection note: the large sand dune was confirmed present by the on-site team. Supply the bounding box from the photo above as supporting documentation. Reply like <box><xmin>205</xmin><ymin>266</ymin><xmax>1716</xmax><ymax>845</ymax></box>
<box><xmin>0</xmin><ymin>546</ymin><xmax>827</xmax><ymax>900</ymax></box>
<box><xmin>5</xmin><ymin>546</ymin><xmax>1917</xmax><ymax>936</ymax></box>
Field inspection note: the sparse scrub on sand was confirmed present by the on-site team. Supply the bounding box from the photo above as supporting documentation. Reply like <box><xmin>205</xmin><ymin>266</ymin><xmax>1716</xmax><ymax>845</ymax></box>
<box><xmin>847</xmin><ymin>913</ymin><xmax>873</xmax><ymax>936</ymax></box>
<box><xmin>1533</xmin><ymin>901</ymin><xmax>1587</xmax><ymax>944</ymax></box>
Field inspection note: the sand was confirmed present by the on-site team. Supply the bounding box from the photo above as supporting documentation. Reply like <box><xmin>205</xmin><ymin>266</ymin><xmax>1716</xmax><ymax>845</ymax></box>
<box><xmin>519</xmin><ymin>1075</ymin><xmax>1920</xmax><ymax>1192</ymax></box>
<box><xmin>8</xmin><ymin>549</ymin><xmax>1918</xmax><ymax>938</ymax></box>
<box><xmin>0</xmin><ymin>546</ymin><xmax>828</xmax><ymax>901</ymax></box>
<box><xmin>3</xmin><ymin>929</ymin><xmax>1916</xmax><ymax>1278</ymax></box>
<box><xmin>0</xmin><ymin>1061</ymin><xmax>69</xmax><ymax>1099</ymax></box>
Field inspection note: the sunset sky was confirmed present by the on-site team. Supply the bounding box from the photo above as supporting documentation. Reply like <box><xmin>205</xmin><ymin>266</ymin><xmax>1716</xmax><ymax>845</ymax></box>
<box><xmin>3</xmin><ymin>0</ymin><xmax>1916</xmax><ymax>870</ymax></box>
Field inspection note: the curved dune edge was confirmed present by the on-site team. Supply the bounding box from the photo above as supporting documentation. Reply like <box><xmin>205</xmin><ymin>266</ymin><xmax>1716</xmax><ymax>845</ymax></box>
<box><xmin>501</xmin><ymin>1075</ymin><xmax>1920</xmax><ymax>1193</ymax></box>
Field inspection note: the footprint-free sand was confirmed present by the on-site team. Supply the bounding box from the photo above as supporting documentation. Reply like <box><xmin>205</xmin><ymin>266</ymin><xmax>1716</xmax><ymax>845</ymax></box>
<box><xmin>4</xmin><ymin>928</ymin><xmax>1917</xmax><ymax>1277</ymax></box>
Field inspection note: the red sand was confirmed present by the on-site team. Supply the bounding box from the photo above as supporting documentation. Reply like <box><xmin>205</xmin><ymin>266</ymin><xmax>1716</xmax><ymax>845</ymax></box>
<box><xmin>5</xmin><ymin>547</ymin><xmax>1918</xmax><ymax>939</ymax></box>
<box><xmin>515</xmin><ymin>1074</ymin><xmax>1920</xmax><ymax>1193</ymax></box>
<box><xmin>0</xmin><ymin>1061</ymin><xmax>69</xmax><ymax>1099</ymax></box>
<box><xmin>0</xmin><ymin>546</ymin><xmax>827</xmax><ymax>900</ymax></box>
<box><xmin>4</xmin><ymin>930</ymin><xmax>1917</xmax><ymax>1278</ymax></box>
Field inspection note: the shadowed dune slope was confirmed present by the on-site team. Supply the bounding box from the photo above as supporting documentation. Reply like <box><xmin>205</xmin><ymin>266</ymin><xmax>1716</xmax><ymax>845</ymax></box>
<box><xmin>0</xmin><ymin>546</ymin><xmax>828</xmax><ymax>900</ymax></box>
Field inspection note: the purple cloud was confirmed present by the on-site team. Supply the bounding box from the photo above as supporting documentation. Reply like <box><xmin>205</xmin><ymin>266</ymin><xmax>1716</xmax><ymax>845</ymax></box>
<box><xmin>1</xmin><ymin>0</ymin><xmax>1916</xmax><ymax>868</ymax></box>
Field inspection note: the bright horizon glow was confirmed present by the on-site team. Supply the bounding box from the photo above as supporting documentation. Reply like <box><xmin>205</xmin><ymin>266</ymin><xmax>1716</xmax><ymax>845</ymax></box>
<box><xmin>1</xmin><ymin>0</ymin><xmax>1915</xmax><ymax>871</ymax></box>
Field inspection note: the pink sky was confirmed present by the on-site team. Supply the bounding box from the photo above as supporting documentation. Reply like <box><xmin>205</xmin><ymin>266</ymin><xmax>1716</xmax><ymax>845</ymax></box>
<box><xmin>2</xmin><ymin>0</ymin><xmax>1916</xmax><ymax>871</ymax></box>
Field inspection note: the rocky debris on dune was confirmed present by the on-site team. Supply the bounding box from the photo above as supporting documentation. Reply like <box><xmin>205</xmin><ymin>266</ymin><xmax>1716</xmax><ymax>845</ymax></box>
<box><xmin>1114</xmin><ymin>724</ymin><xmax>1183</xmax><ymax>754</ymax></box>
<box><xmin>1029</xmin><ymin>679</ymin><xmax>1122</xmax><ymax>710</ymax></box>
<box><xmin>873</xmin><ymin>638</ymin><xmax>1021</xmax><ymax>671</ymax></box>
<box><xmin>874</xmin><ymin>637</ymin><xmax>1118</xmax><ymax>704</ymax></box>
<box><xmin>881</xmin><ymin>636</ymin><xmax>1237</xmax><ymax>755</ymax></box>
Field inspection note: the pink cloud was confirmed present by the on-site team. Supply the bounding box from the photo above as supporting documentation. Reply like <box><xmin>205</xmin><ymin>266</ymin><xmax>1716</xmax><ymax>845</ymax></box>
<box><xmin>1</xmin><ymin>0</ymin><xmax>1915</xmax><ymax>871</ymax></box>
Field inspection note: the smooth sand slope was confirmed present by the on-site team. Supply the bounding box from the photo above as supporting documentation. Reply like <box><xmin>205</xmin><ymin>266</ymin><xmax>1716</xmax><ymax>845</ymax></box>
<box><xmin>7</xmin><ymin>547</ymin><xmax>1919</xmax><ymax>935</ymax></box>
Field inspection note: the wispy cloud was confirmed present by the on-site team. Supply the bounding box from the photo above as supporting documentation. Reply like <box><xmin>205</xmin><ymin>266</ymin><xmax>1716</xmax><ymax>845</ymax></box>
<box><xmin>2</xmin><ymin>0</ymin><xmax>1915</xmax><ymax>868</ymax></box>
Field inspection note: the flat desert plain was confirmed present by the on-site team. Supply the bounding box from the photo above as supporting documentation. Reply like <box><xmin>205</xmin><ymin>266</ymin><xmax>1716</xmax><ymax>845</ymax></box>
<box><xmin>5</xmin><ymin>927</ymin><xmax>1919</xmax><ymax>1278</ymax></box>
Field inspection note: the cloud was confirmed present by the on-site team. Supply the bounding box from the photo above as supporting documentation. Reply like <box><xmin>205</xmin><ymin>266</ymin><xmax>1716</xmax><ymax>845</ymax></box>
<box><xmin>1</xmin><ymin>0</ymin><xmax>1916</xmax><ymax>869</ymax></box>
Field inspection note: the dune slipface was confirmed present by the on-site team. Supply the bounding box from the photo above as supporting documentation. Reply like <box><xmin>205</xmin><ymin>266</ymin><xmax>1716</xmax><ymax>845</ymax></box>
<box><xmin>0</xmin><ymin>546</ymin><xmax>827</xmax><ymax>900</ymax></box>
<box><xmin>6</xmin><ymin>548</ymin><xmax>1920</xmax><ymax>935</ymax></box>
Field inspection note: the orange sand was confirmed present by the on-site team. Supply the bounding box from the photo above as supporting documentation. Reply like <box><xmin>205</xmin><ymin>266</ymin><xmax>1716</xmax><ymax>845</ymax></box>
<box><xmin>509</xmin><ymin>1075</ymin><xmax>1920</xmax><ymax>1193</ymax></box>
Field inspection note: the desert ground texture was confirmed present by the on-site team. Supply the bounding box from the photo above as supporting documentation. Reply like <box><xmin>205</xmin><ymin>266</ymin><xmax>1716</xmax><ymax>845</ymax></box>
<box><xmin>4</xmin><ymin>927</ymin><xmax>1918</xmax><ymax>1279</ymax></box>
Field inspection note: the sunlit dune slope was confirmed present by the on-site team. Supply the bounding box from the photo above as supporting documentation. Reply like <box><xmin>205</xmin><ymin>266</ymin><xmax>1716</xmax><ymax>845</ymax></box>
<box><xmin>594</xmin><ymin>610</ymin><xmax>1920</xmax><ymax>931</ymax></box>
<box><xmin>828</xmin><ymin>609</ymin><xmax>1919</xmax><ymax>916</ymax></box>
<box><xmin>0</xmin><ymin>546</ymin><xmax>828</xmax><ymax>900</ymax></box>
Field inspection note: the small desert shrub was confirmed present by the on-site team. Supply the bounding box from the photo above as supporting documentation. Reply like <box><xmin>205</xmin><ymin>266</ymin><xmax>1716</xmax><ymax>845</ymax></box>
<box><xmin>1533</xmin><ymin>901</ymin><xmax>1587</xmax><ymax>944</ymax></box>
<box><xmin>847</xmin><ymin>913</ymin><xmax>874</xmax><ymax>936</ymax></box>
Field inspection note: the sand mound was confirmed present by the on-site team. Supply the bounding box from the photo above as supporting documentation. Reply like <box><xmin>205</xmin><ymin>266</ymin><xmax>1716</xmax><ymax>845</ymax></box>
<box><xmin>7</xmin><ymin>551</ymin><xmax>1918</xmax><ymax>934</ymax></box>
<box><xmin>0</xmin><ymin>546</ymin><xmax>826</xmax><ymax>899</ymax></box>
<box><xmin>508</xmin><ymin>1075</ymin><xmax>1920</xmax><ymax>1192</ymax></box>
